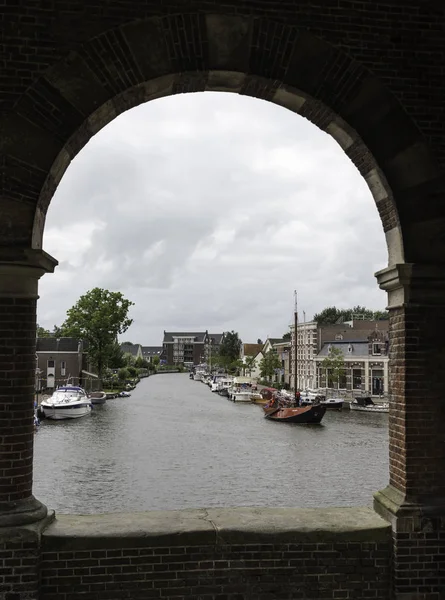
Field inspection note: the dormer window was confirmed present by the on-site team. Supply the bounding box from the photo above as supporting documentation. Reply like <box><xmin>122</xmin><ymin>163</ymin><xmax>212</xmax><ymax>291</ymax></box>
<box><xmin>348</xmin><ymin>344</ymin><xmax>353</xmax><ymax>353</ymax></box>
<box><xmin>372</xmin><ymin>343</ymin><xmax>382</xmax><ymax>356</ymax></box>
<box><xmin>335</xmin><ymin>334</ymin><xmax>343</xmax><ymax>341</ymax></box>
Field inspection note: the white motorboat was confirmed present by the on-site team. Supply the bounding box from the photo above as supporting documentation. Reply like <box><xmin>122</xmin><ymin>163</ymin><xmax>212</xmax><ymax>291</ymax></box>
<box><xmin>228</xmin><ymin>377</ymin><xmax>261</xmax><ymax>402</ymax></box>
<box><xmin>215</xmin><ymin>377</ymin><xmax>233</xmax><ymax>395</ymax></box>
<box><xmin>40</xmin><ymin>386</ymin><xmax>92</xmax><ymax>420</ymax></box>
<box><xmin>210</xmin><ymin>374</ymin><xmax>229</xmax><ymax>392</ymax></box>
<box><xmin>350</xmin><ymin>396</ymin><xmax>389</xmax><ymax>413</ymax></box>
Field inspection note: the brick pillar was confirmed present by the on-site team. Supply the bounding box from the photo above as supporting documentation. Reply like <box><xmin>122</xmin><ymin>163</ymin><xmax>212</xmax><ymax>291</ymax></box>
<box><xmin>374</xmin><ymin>263</ymin><xmax>445</xmax><ymax>600</ymax></box>
<box><xmin>0</xmin><ymin>249</ymin><xmax>57</xmax><ymax>526</ymax></box>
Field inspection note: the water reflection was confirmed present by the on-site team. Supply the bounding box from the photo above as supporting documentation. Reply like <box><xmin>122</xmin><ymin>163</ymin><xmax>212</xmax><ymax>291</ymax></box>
<box><xmin>33</xmin><ymin>374</ymin><xmax>389</xmax><ymax>513</ymax></box>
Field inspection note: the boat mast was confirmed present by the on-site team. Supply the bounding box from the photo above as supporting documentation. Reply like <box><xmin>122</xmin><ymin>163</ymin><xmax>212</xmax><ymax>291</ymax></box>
<box><xmin>294</xmin><ymin>290</ymin><xmax>298</xmax><ymax>403</ymax></box>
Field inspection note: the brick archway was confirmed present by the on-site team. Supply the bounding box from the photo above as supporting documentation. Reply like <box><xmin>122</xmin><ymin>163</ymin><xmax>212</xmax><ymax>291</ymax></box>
<box><xmin>2</xmin><ymin>5</ymin><xmax>445</xmax><ymax>599</ymax></box>
<box><xmin>2</xmin><ymin>14</ymin><xmax>442</xmax><ymax>266</ymax></box>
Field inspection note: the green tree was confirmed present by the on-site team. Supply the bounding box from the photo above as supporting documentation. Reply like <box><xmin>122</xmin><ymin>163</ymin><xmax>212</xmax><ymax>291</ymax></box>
<box><xmin>322</xmin><ymin>347</ymin><xmax>345</xmax><ymax>389</ymax></box>
<box><xmin>257</xmin><ymin>338</ymin><xmax>263</xmax><ymax>345</ymax></box>
<box><xmin>282</xmin><ymin>331</ymin><xmax>291</xmax><ymax>341</ymax></box>
<box><xmin>134</xmin><ymin>356</ymin><xmax>144</xmax><ymax>369</ymax></box>
<box><xmin>108</xmin><ymin>341</ymin><xmax>125</xmax><ymax>369</ymax></box>
<box><xmin>259</xmin><ymin>349</ymin><xmax>281</xmax><ymax>381</ymax></box>
<box><xmin>123</xmin><ymin>352</ymin><xmax>135</xmax><ymax>367</ymax></box>
<box><xmin>220</xmin><ymin>331</ymin><xmax>242</xmax><ymax>364</ymax></box>
<box><xmin>313</xmin><ymin>306</ymin><xmax>343</xmax><ymax>325</ymax></box>
<box><xmin>373</xmin><ymin>310</ymin><xmax>389</xmax><ymax>320</ymax></box>
<box><xmin>58</xmin><ymin>287</ymin><xmax>134</xmax><ymax>380</ymax></box>
<box><xmin>127</xmin><ymin>366</ymin><xmax>137</xmax><ymax>378</ymax></box>
<box><xmin>118</xmin><ymin>368</ymin><xmax>129</xmax><ymax>382</ymax></box>
<box><xmin>152</xmin><ymin>356</ymin><xmax>160</xmax><ymax>367</ymax></box>
<box><xmin>314</xmin><ymin>305</ymin><xmax>388</xmax><ymax>324</ymax></box>
<box><xmin>36</xmin><ymin>325</ymin><xmax>51</xmax><ymax>337</ymax></box>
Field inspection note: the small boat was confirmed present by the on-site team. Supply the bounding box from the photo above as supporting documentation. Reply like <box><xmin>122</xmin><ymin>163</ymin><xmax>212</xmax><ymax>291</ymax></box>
<box><xmin>350</xmin><ymin>396</ymin><xmax>389</xmax><ymax>413</ymax></box>
<box><xmin>264</xmin><ymin>403</ymin><xmax>326</xmax><ymax>424</ymax></box>
<box><xmin>300</xmin><ymin>393</ymin><xmax>343</xmax><ymax>411</ymax></box>
<box><xmin>89</xmin><ymin>391</ymin><xmax>107</xmax><ymax>405</ymax></box>
<box><xmin>320</xmin><ymin>397</ymin><xmax>343</xmax><ymax>411</ymax></box>
<box><xmin>119</xmin><ymin>390</ymin><xmax>131</xmax><ymax>398</ymax></box>
<box><xmin>229</xmin><ymin>377</ymin><xmax>259</xmax><ymax>402</ymax></box>
<box><xmin>40</xmin><ymin>386</ymin><xmax>92</xmax><ymax>420</ymax></box>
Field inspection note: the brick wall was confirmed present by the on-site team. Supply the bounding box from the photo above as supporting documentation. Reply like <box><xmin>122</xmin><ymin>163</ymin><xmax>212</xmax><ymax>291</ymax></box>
<box><xmin>40</xmin><ymin>508</ymin><xmax>391</xmax><ymax>600</ymax></box>
<box><xmin>0</xmin><ymin>297</ymin><xmax>37</xmax><ymax>507</ymax></box>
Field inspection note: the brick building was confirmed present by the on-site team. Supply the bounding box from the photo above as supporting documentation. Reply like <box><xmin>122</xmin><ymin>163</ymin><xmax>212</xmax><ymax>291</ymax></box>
<box><xmin>36</xmin><ymin>337</ymin><xmax>89</xmax><ymax>390</ymax></box>
<box><xmin>162</xmin><ymin>331</ymin><xmax>207</xmax><ymax>367</ymax></box>
<box><xmin>292</xmin><ymin>319</ymin><xmax>389</xmax><ymax>392</ymax></box>
<box><xmin>1</xmin><ymin>2</ymin><xmax>445</xmax><ymax>598</ymax></box>
<box><xmin>315</xmin><ymin>332</ymin><xmax>389</xmax><ymax>395</ymax></box>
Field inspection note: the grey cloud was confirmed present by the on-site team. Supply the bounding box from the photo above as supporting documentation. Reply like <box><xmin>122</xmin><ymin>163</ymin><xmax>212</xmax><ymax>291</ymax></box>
<box><xmin>38</xmin><ymin>93</ymin><xmax>388</xmax><ymax>344</ymax></box>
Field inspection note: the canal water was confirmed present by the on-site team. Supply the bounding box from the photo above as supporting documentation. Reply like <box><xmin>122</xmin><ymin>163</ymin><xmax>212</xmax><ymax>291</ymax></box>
<box><xmin>33</xmin><ymin>374</ymin><xmax>389</xmax><ymax>514</ymax></box>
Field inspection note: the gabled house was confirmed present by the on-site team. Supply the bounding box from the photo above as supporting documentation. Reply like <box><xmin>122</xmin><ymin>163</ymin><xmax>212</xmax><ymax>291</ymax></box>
<box><xmin>240</xmin><ymin>343</ymin><xmax>263</xmax><ymax>378</ymax></box>
<box><xmin>36</xmin><ymin>337</ymin><xmax>89</xmax><ymax>390</ymax></box>
<box><xmin>120</xmin><ymin>342</ymin><xmax>143</xmax><ymax>361</ymax></box>
<box><xmin>141</xmin><ymin>346</ymin><xmax>164</xmax><ymax>364</ymax></box>
<box><xmin>262</xmin><ymin>337</ymin><xmax>284</xmax><ymax>355</ymax></box>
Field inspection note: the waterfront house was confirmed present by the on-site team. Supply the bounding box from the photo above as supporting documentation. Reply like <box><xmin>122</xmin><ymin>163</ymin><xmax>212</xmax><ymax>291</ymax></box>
<box><xmin>120</xmin><ymin>342</ymin><xmax>143</xmax><ymax>362</ymax></box>
<box><xmin>36</xmin><ymin>337</ymin><xmax>89</xmax><ymax>390</ymax></box>
<box><xmin>240</xmin><ymin>343</ymin><xmax>264</xmax><ymax>378</ymax></box>
<box><xmin>141</xmin><ymin>346</ymin><xmax>164</xmax><ymax>364</ymax></box>
<box><xmin>314</xmin><ymin>329</ymin><xmax>389</xmax><ymax>396</ymax></box>
<box><xmin>291</xmin><ymin>319</ymin><xmax>389</xmax><ymax>392</ymax></box>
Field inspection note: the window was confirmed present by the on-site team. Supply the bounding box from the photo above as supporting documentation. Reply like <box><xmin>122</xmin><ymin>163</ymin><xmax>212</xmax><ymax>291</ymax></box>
<box><xmin>372</xmin><ymin>343</ymin><xmax>382</xmax><ymax>355</ymax></box>
<box><xmin>61</xmin><ymin>361</ymin><xmax>66</xmax><ymax>376</ymax></box>
<box><xmin>352</xmin><ymin>368</ymin><xmax>362</xmax><ymax>389</ymax></box>
<box><xmin>47</xmin><ymin>360</ymin><xmax>55</xmax><ymax>368</ymax></box>
<box><xmin>335</xmin><ymin>334</ymin><xmax>343</xmax><ymax>340</ymax></box>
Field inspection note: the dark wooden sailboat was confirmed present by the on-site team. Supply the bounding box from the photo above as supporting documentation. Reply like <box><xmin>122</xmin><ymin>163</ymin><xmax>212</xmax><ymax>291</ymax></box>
<box><xmin>263</xmin><ymin>402</ymin><xmax>326</xmax><ymax>424</ymax></box>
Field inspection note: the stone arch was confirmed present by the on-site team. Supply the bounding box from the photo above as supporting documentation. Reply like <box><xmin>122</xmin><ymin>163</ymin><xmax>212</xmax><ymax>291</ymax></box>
<box><xmin>2</xmin><ymin>14</ymin><xmax>441</xmax><ymax>265</ymax></box>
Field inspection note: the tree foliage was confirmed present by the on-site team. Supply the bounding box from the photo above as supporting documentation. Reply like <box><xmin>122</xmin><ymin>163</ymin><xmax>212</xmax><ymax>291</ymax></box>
<box><xmin>58</xmin><ymin>287</ymin><xmax>134</xmax><ymax>379</ymax></box>
<box><xmin>219</xmin><ymin>331</ymin><xmax>242</xmax><ymax>364</ymax></box>
<box><xmin>282</xmin><ymin>331</ymin><xmax>291</xmax><ymax>341</ymax></box>
<box><xmin>36</xmin><ymin>325</ymin><xmax>51</xmax><ymax>337</ymax></box>
<box><xmin>108</xmin><ymin>341</ymin><xmax>126</xmax><ymax>369</ymax></box>
<box><xmin>244</xmin><ymin>355</ymin><xmax>257</xmax><ymax>376</ymax></box>
<box><xmin>259</xmin><ymin>349</ymin><xmax>282</xmax><ymax>380</ymax></box>
<box><xmin>313</xmin><ymin>305</ymin><xmax>389</xmax><ymax>325</ymax></box>
<box><xmin>321</xmin><ymin>347</ymin><xmax>345</xmax><ymax>388</ymax></box>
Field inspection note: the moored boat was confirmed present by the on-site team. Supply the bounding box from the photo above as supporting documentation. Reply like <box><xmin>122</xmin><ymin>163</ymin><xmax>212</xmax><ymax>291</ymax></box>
<box><xmin>264</xmin><ymin>403</ymin><xmax>326</xmax><ymax>424</ymax></box>
<box><xmin>320</xmin><ymin>397</ymin><xmax>343</xmax><ymax>411</ymax></box>
<box><xmin>40</xmin><ymin>386</ymin><xmax>92</xmax><ymax>420</ymax></box>
<box><xmin>89</xmin><ymin>391</ymin><xmax>107</xmax><ymax>405</ymax></box>
<box><xmin>350</xmin><ymin>396</ymin><xmax>389</xmax><ymax>413</ymax></box>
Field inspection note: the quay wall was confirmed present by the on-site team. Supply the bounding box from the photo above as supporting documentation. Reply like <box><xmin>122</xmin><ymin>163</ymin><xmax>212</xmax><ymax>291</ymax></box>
<box><xmin>38</xmin><ymin>507</ymin><xmax>391</xmax><ymax>599</ymax></box>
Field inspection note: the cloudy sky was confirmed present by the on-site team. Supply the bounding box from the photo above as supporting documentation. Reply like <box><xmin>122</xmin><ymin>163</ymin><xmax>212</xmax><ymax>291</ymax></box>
<box><xmin>37</xmin><ymin>92</ymin><xmax>388</xmax><ymax>346</ymax></box>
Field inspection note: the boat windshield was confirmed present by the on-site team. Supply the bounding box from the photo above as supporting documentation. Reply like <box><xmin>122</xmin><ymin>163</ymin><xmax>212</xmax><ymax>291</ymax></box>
<box><xmin>51</xmin><ymin>390</ymin><xmax>84</xmax><ymax>402</ymax></box>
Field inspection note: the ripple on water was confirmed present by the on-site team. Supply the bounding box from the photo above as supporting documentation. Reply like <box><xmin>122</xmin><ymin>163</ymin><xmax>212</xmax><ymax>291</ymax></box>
<box><xmin>33</xmin><ymin>374</ymin><xmax>389</xmax><ymax>513</ymax></box>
